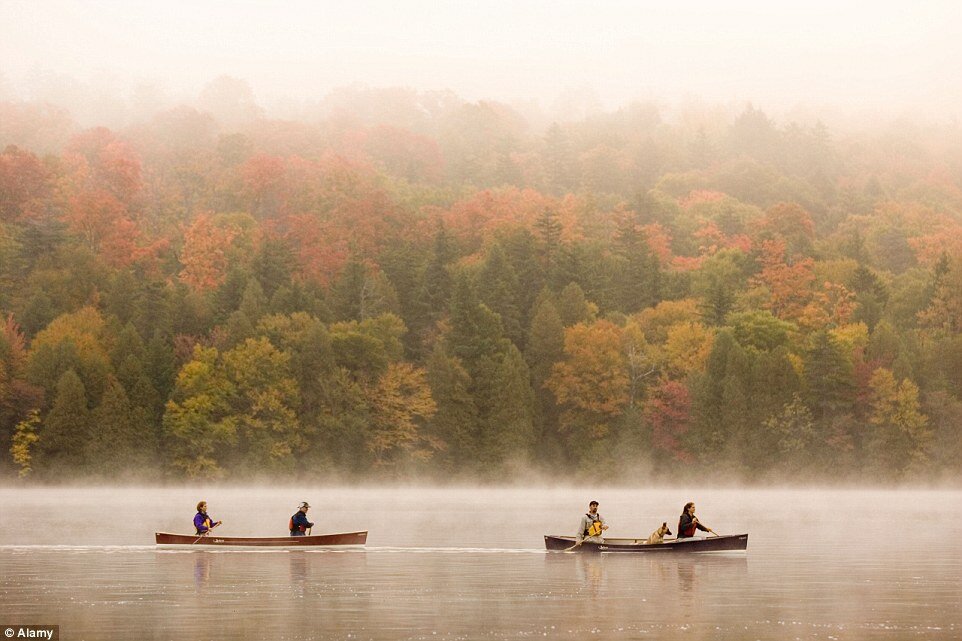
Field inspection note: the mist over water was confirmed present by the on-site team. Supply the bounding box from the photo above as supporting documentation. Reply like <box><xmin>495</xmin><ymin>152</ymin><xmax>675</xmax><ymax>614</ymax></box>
<box><xmin>1</xmin><ymin>487</ymin><xmax>960</xmax><ymax>640</ymax></box>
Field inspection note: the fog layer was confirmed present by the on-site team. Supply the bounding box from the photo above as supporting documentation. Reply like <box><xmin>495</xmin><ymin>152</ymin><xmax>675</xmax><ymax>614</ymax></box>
<box><xmin>2</xmin><ymin>0</ymin><xmax>961</xmax><ymax>118</ymax></box>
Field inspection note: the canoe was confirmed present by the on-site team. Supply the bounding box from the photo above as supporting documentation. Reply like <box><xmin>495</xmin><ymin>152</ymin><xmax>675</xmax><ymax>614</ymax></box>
<box><xmin>155</xmin><ymin>531</ymin><xmax>367</xmax><ymax>548</ymax></box>
<box><xmin>544</xmin><ymin>533</ymin><xmax>748</xmax><ymax>553</ymax></box>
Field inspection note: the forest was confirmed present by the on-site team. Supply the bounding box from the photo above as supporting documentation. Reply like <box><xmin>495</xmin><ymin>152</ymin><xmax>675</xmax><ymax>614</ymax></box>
<box><xmin>2</xmin><ymin>78</ymin><xmax>962</xmax><ymax>483</ymax></box>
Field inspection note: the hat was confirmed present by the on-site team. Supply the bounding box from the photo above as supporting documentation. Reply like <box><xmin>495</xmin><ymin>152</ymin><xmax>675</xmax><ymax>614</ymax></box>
<box><xmin>299</xmin><ymin>501</ymin><xmax>311</xmax><ymax>508</ymax></box>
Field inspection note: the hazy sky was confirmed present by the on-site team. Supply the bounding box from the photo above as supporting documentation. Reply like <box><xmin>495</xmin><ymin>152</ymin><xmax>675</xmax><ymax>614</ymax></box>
<box><xmin>2</xmin><ymin>0</ymin><xmax>960</xmax><ymax>117</ymax></box>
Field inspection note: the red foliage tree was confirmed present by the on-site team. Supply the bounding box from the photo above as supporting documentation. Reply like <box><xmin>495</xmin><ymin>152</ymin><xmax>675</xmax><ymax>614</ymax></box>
<box><xmin>643</xmin><ymin>379</ymin><xmax>693</xmax><ymax>462</ymax></box>
<box><xmin>0</xmin><ymin>145</ymin><xmax>52</xmax><ymax>223</ymax></box>
<box><xmin>59</xmin><ymin>128</ymin><xmax>162</xmax><ymax>267</ymax></box>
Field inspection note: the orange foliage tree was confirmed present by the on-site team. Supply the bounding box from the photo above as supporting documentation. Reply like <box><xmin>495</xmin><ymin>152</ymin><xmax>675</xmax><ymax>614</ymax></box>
<box><xmin>546</xmin><ymin>320</ymin><xmax>629</xmax><ymax>438</ymax></box>
<box><xmin>178</xmin><ymin>213</ymin><xmax>240</xmax><ymax>292</ymax></box>
<box><xmin>753</xmin><ymin>238</ymin><xmax>815</xmax><ymax>322</ymax></box>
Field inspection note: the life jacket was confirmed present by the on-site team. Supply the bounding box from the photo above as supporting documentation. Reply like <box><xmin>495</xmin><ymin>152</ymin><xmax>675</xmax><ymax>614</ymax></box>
<box><xmin>289</xmin><ymin>514</ymin><xmax>306</xmax><ymax>533</ymax></box>
<box><xmin>584</xmin><ymin>513</ymin><xmax>603</xmax><ymax>537</ymax></box>
<box><xmin>195</xmin><ymin>514</ymin><xmax>212</xmax><ymax>534</ymax></box>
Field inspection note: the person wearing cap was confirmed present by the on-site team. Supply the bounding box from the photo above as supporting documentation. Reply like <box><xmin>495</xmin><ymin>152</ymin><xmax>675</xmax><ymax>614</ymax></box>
<box><xmin>289</xmin><ymin>501</ymin><xmax>314</xmax><ymax>536</ymax></box>
<box><xmin>576</xmin><ymin>500</ymin><xmax>608</xmax><ymax>544</ymax></box>
<box><xmin>193</xmin><ymin>500</ymin><xmax>222</xmax><ymax>536</ymax></box>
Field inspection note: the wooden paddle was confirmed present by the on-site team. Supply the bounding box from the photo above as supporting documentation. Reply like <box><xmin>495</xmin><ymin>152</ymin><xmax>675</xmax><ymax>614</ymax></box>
<box><xmin>563</xmin><ymin>538</ymin><xmax>584</xmax><ymax>552</ymax></box>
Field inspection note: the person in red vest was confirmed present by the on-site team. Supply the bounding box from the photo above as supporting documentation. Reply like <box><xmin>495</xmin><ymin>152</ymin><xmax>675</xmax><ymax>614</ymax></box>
<box><xmin>289</xmin><ymin>501</ymin><xmax>314</xmax><ymax>536</ymax></box>
<box><xmin>677</xmin><ymin>502</ymin><xmax>716</xmax><ymax>538</ymax></box>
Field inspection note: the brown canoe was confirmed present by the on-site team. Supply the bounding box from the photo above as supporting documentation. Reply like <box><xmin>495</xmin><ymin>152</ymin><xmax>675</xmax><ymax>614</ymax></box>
<box><xmin>545</xmin><ymin>533</ymin><xmax>748</xmax><ymax>553</ymax></box>
<box><xmin>155</xmin><ymin>531</ymin><xmax>367</xmax><ymax>547</ymax></box>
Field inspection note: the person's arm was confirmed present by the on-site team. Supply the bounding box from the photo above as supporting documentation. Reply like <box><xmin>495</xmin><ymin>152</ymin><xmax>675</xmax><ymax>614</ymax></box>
<box><xmin>600</xmin><ymin>515</ymin><xmax>609</xmax><ymax>532</ymax></box>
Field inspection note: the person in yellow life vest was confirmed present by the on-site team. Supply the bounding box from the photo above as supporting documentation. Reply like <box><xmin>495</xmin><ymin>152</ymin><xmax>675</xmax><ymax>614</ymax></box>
<box><xmin>576</xmin><ymin>500</ymin><xmax>608</xmax><ymax>544</ymax></box>
<box><xmin>193</xmin><ymin>501</ymin><xmax>222</xmax><ymax>535</ymax></box>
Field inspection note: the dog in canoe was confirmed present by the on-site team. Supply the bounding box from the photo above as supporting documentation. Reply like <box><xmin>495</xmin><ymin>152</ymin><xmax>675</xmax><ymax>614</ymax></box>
<box><xmin>645</xmin><ymin>522</ymin><xmax>672</xmax><ymax>544</ymax></box>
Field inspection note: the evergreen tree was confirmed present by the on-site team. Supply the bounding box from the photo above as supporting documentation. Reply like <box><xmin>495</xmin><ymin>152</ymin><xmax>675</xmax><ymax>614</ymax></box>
<box><xmin>525</xmin><ymin>293</ymin><xmax>565</xmax><ymax>459</ymax></box>
<box><xmin>613</xmin><ymin>210</ymin><xmax>661</xmax><ymax>312</ymax></box>
<box><xmin>446</xmin><ymin>272</ymin><xmax>508</xmax><ymax>371</ymax></box>
<box><xmin>478</xmin><ymin>242</ymin><xmax>523</xmax><ymax>348</ymax></box>
<box><xmin>475</xmin><ymin>345</ymin><xmax>535</xmax><ymax>470</ymax></box>
<box><xmin>88</xmin><ymin>379</ymin><xmax>148</xmax><ymax>476</ymax></box>
<box><xmin>410</xmin><ymin>222</ymin><xmax>455</xmax><ymax>354</ymax></box>
<box><xmin>330</xmin><ymin>255</ymin><xmax>367</xmax><ymax>322</ymax></box>
<box><xmin>238</xmin><ymin>278</ymin><xmax>268</xmax><ymax>325</ymax></box>
<box><xmin>425</xmin><ymin>345</ymin><xmax>479</xmax><ymax>472</ymax></box>
<box><xmin>146</xmin><ymin>330</ymin><xmax>176</xmax><ymax>406</ymax></box>
<box><xmin>688</xmin><ymin>331</ymin><xmax>742</xmax><ymax>459</ymax></box>
<box><xmin>110</xmin><ymin>323</ymin><xmax>147</xmax><ymax>371</ymax></box>
<box><xmin>556</xmin><ymin>282</ymin><xmax>595</xmax><ymax>326</ymax></box>
<box><xmin>359</xmin><ymin>270</ymin><xmax>401</xmax><ymax>320</ymax></box>
<box><xmin>535</xmin><ymin>207</ymin><xmax>563</xmax><ymax>282</ymax></box>
<box><xmin>38</xmin><ymin>369</ymin><xmax>91</xmax><ymax>473</ymax></box>
<box><xmin>252</xmin><ymin>237</ymin><xmax>297</xmax><ymax>299</ymax></box>
<box><xmin>499</xmin><ymin>228</ymin><xmax>545</xmax><ymax>339</ymax></box>
<box><xmin>804</xmin><ymin>331</ymin><xmax>855</xmax><ymax>423</ymax></box>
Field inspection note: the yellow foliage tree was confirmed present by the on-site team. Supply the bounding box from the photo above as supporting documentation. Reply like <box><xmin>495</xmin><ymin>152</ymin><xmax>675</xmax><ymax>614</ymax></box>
<box><xmin>546</xmin><ymin>320</ymin><xmax>629</xmax><ymax>438</ymax></box>
<box><xmin>367</xmin><ymin>362</ymin><xmax>438</xmax><ymax>467</ymax></box>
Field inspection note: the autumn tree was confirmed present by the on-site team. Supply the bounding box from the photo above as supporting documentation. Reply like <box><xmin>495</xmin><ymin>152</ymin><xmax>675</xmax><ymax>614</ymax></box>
<box><xmin>546</xmin><ymin>320</ymin><xmax>628</xmax><ymax>457</ymax></box>
<box><xmin>222</xmin><ymin>337</ymin><xmax>302</xmax><ymax>472</ymax></box>
<box><xmin>162</xmin><ymin>346</ymin><xmax>237</xmax><ymax>478</ymax></box>
<box><xmin>865</xmin><ymin>369</ymin><xmax>931</xmax><ymax>476</ymax></box>
<box><xmin>752</xmin><ymin>238</ymin><xmax>815</xmax><ymax>322</ymax></box>
<box><xmin>643</xmin><ymin>379</ymin><xmax>692</xmax><ymax>462</ymax></box>
<box><xmin>367</xmin><ymin>362</ymin><xmax>438</xmax><ymax>470</ymax></box>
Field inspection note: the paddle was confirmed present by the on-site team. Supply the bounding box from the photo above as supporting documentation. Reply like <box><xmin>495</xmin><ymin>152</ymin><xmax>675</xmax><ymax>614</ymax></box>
<box><xmin>564</xmin><ymin>539</ymin><xmax>584</xmax><ymax>552</ymax></box>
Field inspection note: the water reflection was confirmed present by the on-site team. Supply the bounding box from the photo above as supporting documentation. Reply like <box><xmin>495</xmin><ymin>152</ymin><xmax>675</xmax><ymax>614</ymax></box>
<box><xmin>193</xmin><ymin>553</ymin><xmax>211</xmax><ymax>590</ymax></box>
<box><xmin>577</xmin><ymin>554</ymin><xmax>604</xmax><ymax>595</ymax></box>
<box><xmin>289</xmin><ymin>553</ymin><xmax>308</xmax><ymax>596</ymax></box>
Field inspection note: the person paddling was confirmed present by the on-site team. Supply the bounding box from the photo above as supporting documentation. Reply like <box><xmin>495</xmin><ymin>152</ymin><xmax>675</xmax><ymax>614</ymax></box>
<box><xmin>193</xmin><ymin>501</ymin><xmax>222</xmax><ymax>536</ymax></box>
<box><xmin>577</xmin><ymin>500</ymin><xmax>608</xmax><ymax>544</ymax></box>
<box><xmin>289</xmin><ymin>501</ymin><xmax>314</xmax><ymax>536</ymax></box>
<box><xmin>677</xmin><ymin>501</ymin><xmax>716</xmax><ymax>538</ymax></box>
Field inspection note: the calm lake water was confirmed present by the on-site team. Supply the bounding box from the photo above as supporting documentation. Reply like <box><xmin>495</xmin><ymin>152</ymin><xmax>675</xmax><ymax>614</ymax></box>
<box><xmin>1</xmin><ymin>487</ymin><xmax>960</xmax><ymax>640</ymax></box>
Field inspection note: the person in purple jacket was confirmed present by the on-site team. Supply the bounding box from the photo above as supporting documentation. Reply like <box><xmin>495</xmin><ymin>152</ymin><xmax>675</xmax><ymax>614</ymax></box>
<box><xmin>193</xmin><ymin>501</ymin><xmax>222</xmax><ymax>536</ymax></box>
